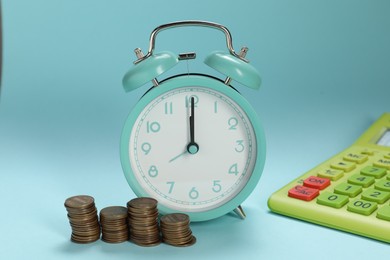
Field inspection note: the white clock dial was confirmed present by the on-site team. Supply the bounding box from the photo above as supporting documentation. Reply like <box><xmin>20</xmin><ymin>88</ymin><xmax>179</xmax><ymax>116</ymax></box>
<box><xmin>128</xmin><ymin>86</ymin><xmax>257</xmax><ymax>212</ymax></box>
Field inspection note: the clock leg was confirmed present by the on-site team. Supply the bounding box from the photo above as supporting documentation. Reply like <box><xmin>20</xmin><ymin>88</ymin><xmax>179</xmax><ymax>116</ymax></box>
<box><xmin>233</xmin><ymin>205</ymin><xmax>246</xmax><ymax>219</ymax></box>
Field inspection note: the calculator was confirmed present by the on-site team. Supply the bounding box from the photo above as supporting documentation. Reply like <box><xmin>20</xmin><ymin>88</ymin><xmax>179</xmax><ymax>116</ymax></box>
<box><xmin>268</xmin><ymin>113</ymin><xmax>390</xmax><ymax>243</ymax></box>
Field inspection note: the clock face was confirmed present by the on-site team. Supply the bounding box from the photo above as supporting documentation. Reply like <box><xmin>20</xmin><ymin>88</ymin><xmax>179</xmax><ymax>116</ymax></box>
<box><xmin>121</xmin><ymin>76</ymin><xmax>265</xmax><ymax>221</ymax></box>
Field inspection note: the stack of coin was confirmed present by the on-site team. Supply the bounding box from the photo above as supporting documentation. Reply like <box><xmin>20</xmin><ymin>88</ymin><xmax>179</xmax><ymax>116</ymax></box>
<box><xmin>127</xmin><ymin>197</ymin><xmax>160</xmax><ymax>246</ymax></box>
<box><xmin>160</xmin><ymin>213</ymin><xmax>196</xmax><ymax>247</ymax></box>
<box><xmin>100</xmin><ymin>206</ymin><xmax>129</xmax><ymax>243</ymax></box>
<box><xmin>64</xmin><ymin>195</ymin><xmax>100</xmax><ymax>243</ymax></box>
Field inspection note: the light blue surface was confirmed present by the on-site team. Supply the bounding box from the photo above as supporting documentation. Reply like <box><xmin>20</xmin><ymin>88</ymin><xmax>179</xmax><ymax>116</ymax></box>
<box><xmin>1</xmin><ymin>0</ymin><xmax>390</xmax><ymax>259</ymax></box>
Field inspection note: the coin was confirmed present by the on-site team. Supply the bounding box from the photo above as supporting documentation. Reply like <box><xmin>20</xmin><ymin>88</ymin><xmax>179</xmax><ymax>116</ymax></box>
<box><xmin>130</xmin><ymin>237</ymin><xmax>161</xmax><ymax>247</ymax></box>
<box><xmin>160</xmin><ymin>213</ymin><xmax>189</xmax><ymax>226</ymax></box>
<box><xmin>65</xmin><ymin>195</ymin><xmax>95</xmax><ymax>209</ymax></box>
<box><xmin>71</xmin><ymin>233</ymin><xmax>100</xmax><ymax>244</ymax></box>
<box><xmin>160</xmin><ymin>213</ymin><xmax>196</xmax><ymax>247</ymax></box>
<box><xmin>65</xmin><ymin>196</ymin><xmax>198</xmax><ymax>247</ymax></box>
<box><xmin>127</xmin><ymin>198</ymin><xmax>161</xmax><ymax>247</ymax></box>
<box><xmin>64</xmin><ymin>195</ymin><xmax>100</xmax><ymax>244</ymax></box>
<box><xmin>163</xmin><ymin>236</ymin><xmax>197</xmax><ymax>247</ymax></box>
<box><xmin>127</xmin><ymin>197</ymin><xmax>157</xmax><ymax>209</ymax></box>
<box><xmin>100</xmin><ymin>206</ymin><xmax>129</xmax><ymax>243</ymax></box>
<box><xmin>100</xmin><ymin>206</ymin><xmax>128</xmax><ymax>220</ymax></box>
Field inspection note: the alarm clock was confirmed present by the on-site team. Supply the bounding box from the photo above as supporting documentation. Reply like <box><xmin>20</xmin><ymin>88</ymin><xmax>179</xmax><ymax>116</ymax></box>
<box><xmin>120</xmin><ymin>21</ymin><xmax>266</xmax><ymax>221</ymax></box>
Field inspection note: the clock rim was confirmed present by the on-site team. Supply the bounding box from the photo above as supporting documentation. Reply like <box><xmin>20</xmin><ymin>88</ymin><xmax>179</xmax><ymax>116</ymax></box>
<box><xmin>120</xmin><ymin>74</ymin><xmax>266</xmax><ymax>221</ymax></box>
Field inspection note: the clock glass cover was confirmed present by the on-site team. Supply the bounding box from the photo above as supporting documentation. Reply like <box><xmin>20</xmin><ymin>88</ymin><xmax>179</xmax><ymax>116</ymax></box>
<box><xmin>127</xmin><ymin>85</ymin><xmax>257</xmax><ymax>213</ymax></box>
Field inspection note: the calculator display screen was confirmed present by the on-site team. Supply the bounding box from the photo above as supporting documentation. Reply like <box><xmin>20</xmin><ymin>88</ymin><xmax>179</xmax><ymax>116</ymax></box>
<box><xmin>377</xmin><ymin>130</ymin><xmax>390</xmax><ymax>147</ymax></box>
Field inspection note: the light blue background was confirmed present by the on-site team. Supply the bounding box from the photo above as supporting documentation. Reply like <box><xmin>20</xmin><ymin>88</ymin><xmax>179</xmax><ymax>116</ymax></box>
<box><xmin>1</xmin><ymin>0</ymin><xmax>389</xmax><ymax>259</ymax></box>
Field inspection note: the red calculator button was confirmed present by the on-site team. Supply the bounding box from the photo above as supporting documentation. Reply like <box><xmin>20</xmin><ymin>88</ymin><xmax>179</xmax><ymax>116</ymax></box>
<box><xmin>288</xmin><ymin>185</ymin><xmax>320</xmax><ymax>201</ymax></box>
<box><xmin>303</xmin><ymin>176</ymin><xmax>331</xmax><ymax>190</ymax></box>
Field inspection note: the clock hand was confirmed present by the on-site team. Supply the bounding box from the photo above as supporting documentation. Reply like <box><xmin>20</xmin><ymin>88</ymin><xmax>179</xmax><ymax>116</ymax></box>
<box><xmin>168</xmin><ymin>150</ymin><xmax>188</xmax><ymax>163</ymax></box>
<box><xmin>170</xmin><ymin>98</ymin><xmax>199</xmax><ymax>163</ymax></box>
<box><xmin>187</xmin><ymin>97</ymin><xmax>199</xmax><ymax>154</ymax></box>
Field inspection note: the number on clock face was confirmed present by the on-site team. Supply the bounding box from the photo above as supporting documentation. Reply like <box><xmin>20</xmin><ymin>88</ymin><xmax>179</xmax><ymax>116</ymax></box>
<box><xmin>129</xmin><ymin>86</ymin><xmax>257</xmax><ymax>212</ymax></box>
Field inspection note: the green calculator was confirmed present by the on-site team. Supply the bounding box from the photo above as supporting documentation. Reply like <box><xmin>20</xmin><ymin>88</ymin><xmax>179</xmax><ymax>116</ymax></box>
<box><xmin>268</xmin><ymin>113</ymin><xmax>390</xmax><ymax>243</ymax></box>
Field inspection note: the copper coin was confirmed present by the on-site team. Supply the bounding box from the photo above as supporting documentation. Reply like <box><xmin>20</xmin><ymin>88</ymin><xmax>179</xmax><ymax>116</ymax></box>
<box><xmin>69</xmin><ymin>220</ymin><xmax>99</xmax><ymax>228</ymax></box>
<box><xmin>101</xmin><ymin>223</ymin><xmax>128</xmax><ymax>230</ymax></box>
<box><xmin>127</xmin><ymin>197</ymin><xmax>157</xmax><ymax>209</ymax></box>
<box><xmin>130</xmin><ymin>237</ymin><xmax>161</xmax><ymax>247</ymax></box>
<box><xmin>163</xmin><ymin>235</ymin><xmax>196</xmax><ymax>247</ymax></box>
<box><xmin>160</xmin><ymin>213</ymin><xmax>189</xmax><ymax>226</ymax></box>
<box><xmin>128</xmin><ymin>209</ymin><xmax>157</xmax><ymax>216</ymax></box>
<box><xmin>72</xmin><ymin>228</ymin><xmax>101</xmax><ymax>237</ymax></box>
<box><xmin>65</xmin><ymin>195</ymin><xmax>95</xmax><ymax>209</ymax></box>
<box><xmin>100</xmin><ymin>220</ymin><xmax>127</xmax><ymax>227</ymax></box>
<box><xmin>100</xmin><ymin>206</ymin><xmax>128</xmax><ymax>220</ymax></box>
<box><xmin>66</xmin><ymin>203</ymin><xmax>96</xmax><ymax>212</ymax></box>
<box><xmin>71</xmin><ymin>233</ymin><xmax>100</xmax><ymax>244</ymax></box>
<box><xmin>67</xmin><ymin>214</ymin><xmax>98</xmax><ymax>223</ymax></box>
<box><xmin>102</xmin><ymin>237</ymin><xmax>129</xmax><ymax>244</ymax></box>
<box><xmin>160</xmin><ymin>213</ymin><xmax>196</xmax><ymax>247</ymax></box>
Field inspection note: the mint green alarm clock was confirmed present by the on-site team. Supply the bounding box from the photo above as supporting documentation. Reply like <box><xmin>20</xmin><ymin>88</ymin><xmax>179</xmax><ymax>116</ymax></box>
<box><xmin>120</xmin><ymin>21</ymin><xmax>266</xmax><ymax>221</ymax></box>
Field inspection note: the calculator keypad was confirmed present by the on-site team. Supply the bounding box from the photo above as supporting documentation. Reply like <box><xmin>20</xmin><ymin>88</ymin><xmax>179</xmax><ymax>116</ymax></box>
<box><xmin>287</xmin><ymin>149</ymin><xmax>390</xmax><ymax>220</ymax></box>
<box><xmin>269</xmin><ymin>114</ymin><xmax>390</xmax><ymax>244</ymax></box>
